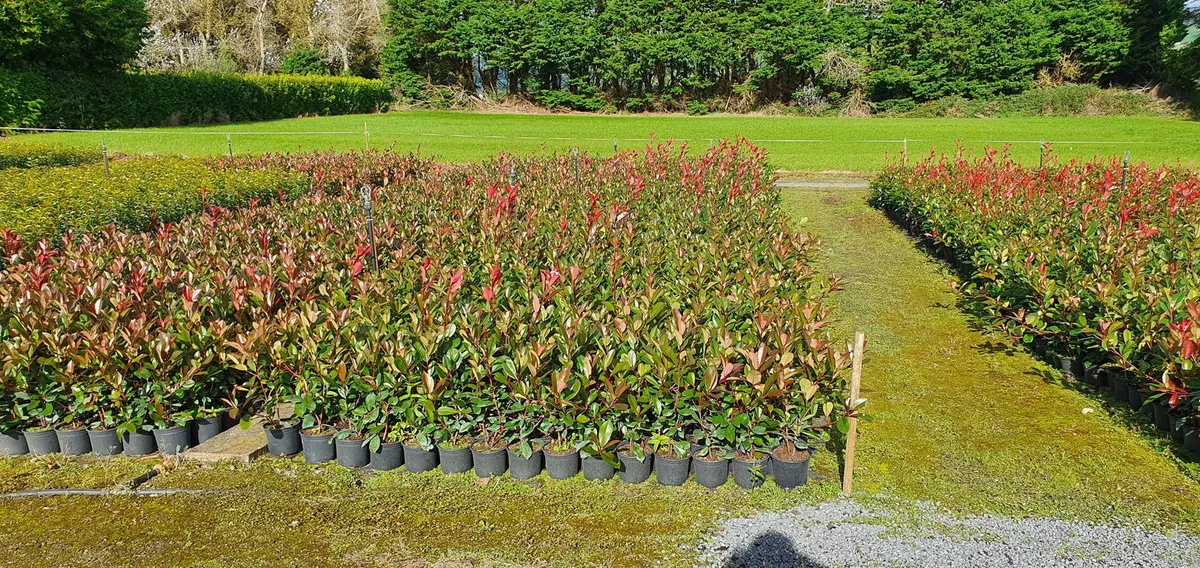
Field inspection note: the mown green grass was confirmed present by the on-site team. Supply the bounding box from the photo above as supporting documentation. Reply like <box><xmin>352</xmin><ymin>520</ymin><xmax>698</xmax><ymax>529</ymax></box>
<box><xmin>14</xmin><ymin>110</ymin><xmax>1200</xmax><ymax>171</ymax></box>
<box><xmin>781</xmin><ymin>182</ymin><xmax>1200</xmax><ymax>531</ymax></box>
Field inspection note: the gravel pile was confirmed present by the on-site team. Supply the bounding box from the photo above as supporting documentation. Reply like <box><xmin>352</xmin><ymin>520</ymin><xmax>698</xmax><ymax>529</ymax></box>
<box><xmin>697</xmin><ymin>500</ymin><xmax>1200</xmax><ymax>568</ymax></box>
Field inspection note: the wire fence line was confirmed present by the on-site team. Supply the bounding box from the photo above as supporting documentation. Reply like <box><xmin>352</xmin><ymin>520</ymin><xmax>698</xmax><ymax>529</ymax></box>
<box><xmin>0</xmin><ymin>125</ymin><xmax>1158</xmax><ymax>147</ymax></box>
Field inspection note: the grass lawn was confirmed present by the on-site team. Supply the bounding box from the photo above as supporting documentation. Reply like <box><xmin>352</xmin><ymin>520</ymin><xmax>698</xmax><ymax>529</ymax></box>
<box><xmin>14</xmin><ymin>110</ymin><xmax>1200</xmax><ymax>171</ymax></box>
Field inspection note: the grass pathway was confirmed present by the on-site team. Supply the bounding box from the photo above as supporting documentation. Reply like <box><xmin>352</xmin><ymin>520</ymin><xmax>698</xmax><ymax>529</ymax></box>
<box><xmin>781</xmin><ymin>182</ymin><xmax>1200</xmax><ymax>531</ymax></box>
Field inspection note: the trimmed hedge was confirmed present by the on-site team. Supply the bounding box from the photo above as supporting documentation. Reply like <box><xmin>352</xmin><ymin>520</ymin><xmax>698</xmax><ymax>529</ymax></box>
<box><xmin>0</xmin><ymin>158</ymin><xmax>307</xmax><ymax>243</ymax></box>
<box><xmin>0</xmin><ymin>69</ymin><xmax>394</xmax><ymax>129</ymax></box>
<box><xmin>0</xmin><ymin>138</ymin><xmax>101</xmax><ymax>169</ymax></box>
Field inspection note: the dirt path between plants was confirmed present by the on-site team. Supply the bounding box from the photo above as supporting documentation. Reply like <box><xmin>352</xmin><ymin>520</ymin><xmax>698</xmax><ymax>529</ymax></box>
<box><xmin>777</xmin><ymin>180</ymin><xmax>1200</xmax><ymax>530</ymax></box>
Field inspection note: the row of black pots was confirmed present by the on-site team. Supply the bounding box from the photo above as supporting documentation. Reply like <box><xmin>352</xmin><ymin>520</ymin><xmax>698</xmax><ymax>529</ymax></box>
<box><xmin>265</xmin><ymin>426</ymin><xmax>812</xmax><ymax>489</ymax></box>
<box><xmin>0</xmin><ymin>415</ymin><xmax>233</xmax><ymax>458</ymax></box>
<box><xmin>1048</xmin><ymin>352</ymin><xmax>1200</xmax><ymax>456</ymax></box>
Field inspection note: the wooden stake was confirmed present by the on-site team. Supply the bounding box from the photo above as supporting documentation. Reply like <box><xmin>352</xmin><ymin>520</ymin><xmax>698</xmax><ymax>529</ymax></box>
<box><xmin>227</xmin><ymin>134</ymin><xmax>233</xmax><ymax>159</ymax></box>
<box><xmin>902</xmin><ymin>138</ymin><xmax>908</xmax><ymax>167</ymax></box>
<box><xmin>101</xmin><ymin>137</ymin><xmax>111</xmax><ymax>177</ymax></box>
<box><xmin>364</xmin><ymin>121</ymin><xmax>370</xmax><ymax>151</ymax></box>
<box><xmin>842</xmin><ymin>331</ymin><xmax>865</xmax><ymax>498</ymax></box>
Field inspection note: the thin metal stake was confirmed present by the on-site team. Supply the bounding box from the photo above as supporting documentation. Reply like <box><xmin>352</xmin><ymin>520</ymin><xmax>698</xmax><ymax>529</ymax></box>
<box><xmin>1038</xmin><ymin>140</ymin><xmax>1045</xmax><ymax>169</ymax></box>
<box><xmin>364</xmin><ymin>121</ymin><xmax>370</xmax><ymax>151</ymax></box>
<box><xmin>508</xmin><ymin>163</ymin><xmax>517</xmax><ymax>186</ymax></box>
<box><xmin>613</xmin><ymin>138</ymin><xmax>618</xmax><ymax>154</ymax></box>
<box><xmin>902</xmin><ymin>138</ymin><xmax>908</xmax><ymax>167</ymax></box>
<box><xmin>227</xmin><ymin>134</ymin><xmax>233</xmax><ymax>159</ymax></box>
<box><xmin>1122</xmin><ymin>150</ymin><xmax>1130</xmax><ymax>192</ymax></box>
<box><xmin>361</xmin><ymin>185</ymin><xmax>378</xmax><ymax>272</ymax></box>
<box><xmin>101</xmin><ymin>137</ymin><xmax>111</xmax><ymax>177</ymax></box>
<box><xmin>572</xmin><ymin>147</ymin><xmax>580</xmax><ymax>185</ymax></box>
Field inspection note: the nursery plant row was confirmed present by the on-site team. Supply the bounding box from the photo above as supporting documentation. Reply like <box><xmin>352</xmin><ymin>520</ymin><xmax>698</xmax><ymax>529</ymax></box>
<box><xmin>0</xmin><ymin>151</ymin><xmax>308</xmax><ymax>245</ymax></box>
<box><xmin>0</xmin><ymin>141</ymin><xmax>859</xmax><ymax>488</ymax></box>
<box><xmin>870</xmin><ymin>149</ymin><xmax>1200</xmax><ymax>454</ymax></box>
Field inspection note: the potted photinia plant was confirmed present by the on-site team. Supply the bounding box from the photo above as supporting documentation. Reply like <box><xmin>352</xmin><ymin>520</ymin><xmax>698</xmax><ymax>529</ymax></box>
<box><xmin>397</xmin><ymin>398</ymin><xmax>439</xmax><ymax>473</ymax></box>
<box><xmin>83</xmin><ymin>380</ymin><xmax>125</xmax><ymax>457</ymax></box>
<box><xmin>504</xmin><ymin>396</ymin><xmax>546</xmax><ymax>481</ymax></box>
<box><xmin>690</xmin><ymin>426</ymin><xmax>731</xmax><ymax>490</ymax></box>
<box><xmin>730</xmin><ymin>414</ymin><xmax>771</xmax><ymax>490</ymax></box>
<box><xmin>0</xmin><ymin>407</ymin><xmax>27</xmax><ymax>456</ymax></box>
<box><xmin>436</xmin><ymin>398</ymin><xmax>475</xmax><ymax>475</ymax></box>
<box><xmin>297</xmin><ymin>388</ymin><xmax>336</xmax><ymax>464</ymax></box>
<box><xmin>57</xmin><ymin>386</ymin><xmax>94</xmax><ymax>457</ymax></box>
<box><xmin>542</xmin><ymin>428</ymin><xmax>582</xmax><ymax>480</ymax></box>
<box><xmin>580</xmin><ymin>420</ymin><xmax>618</xmax><ymax>481</ymax></box>
<box><xmin>649</xmin><ymin>432</ymin><xmax>690</xmax><ymax>486</ymax></box>
<box><xmin>616</xmin><ymin>404</ymin><xmax>653</xmax><ymax>484</ymax></box>
<box><xmin>117</xmin><ymin>394</ymin><xmax>159</xmax><ymax>456</ymax></box>
<box><xmin>771</xmin><ymin>380</ymin><xmax>829</xmax><ymax>490</ymax></box>
<box><xmin>471</xmin><ymin>422</ymin><xmax>508</xmax><ymax>478</ymax></box>
<box><xmin>16</xmin><ymin>387</ymin><xmax>63</xmax><ymax>456</ymax></box>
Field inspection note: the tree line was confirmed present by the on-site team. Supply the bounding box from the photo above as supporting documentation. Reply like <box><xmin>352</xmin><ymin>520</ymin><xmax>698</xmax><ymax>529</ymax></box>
<box><xmin>1</xmin><ymin>0</ymin><xmax>1198</xmax><ymax>112</ymax></box>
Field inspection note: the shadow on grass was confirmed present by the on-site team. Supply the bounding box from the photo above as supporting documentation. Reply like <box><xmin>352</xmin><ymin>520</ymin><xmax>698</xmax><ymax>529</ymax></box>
<box><xmin>721</xmin><ymin>531</ymin><xmax>828</xmax><ymax>568</ymax></box>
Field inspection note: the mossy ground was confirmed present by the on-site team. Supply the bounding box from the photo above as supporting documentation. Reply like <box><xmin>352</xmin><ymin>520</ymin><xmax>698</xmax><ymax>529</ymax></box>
<box><xmin>781</xmin><ymin>182</ymin><xmax>1200</xmax><ymax>532</ymax></box>
<box><xmin>0</xmin><ymin>454</ymin><xmax>840</xmax><ymax>567</ymax></box>
<box><xmin>3</xmin><ymin>179</ymin><xmax>1200</xmax><ymax>566</ymax></box>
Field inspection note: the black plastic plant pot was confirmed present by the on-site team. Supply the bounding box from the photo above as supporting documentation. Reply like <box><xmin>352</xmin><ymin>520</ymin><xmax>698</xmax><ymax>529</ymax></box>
<box><xmin>0</xmin><ymin>431</ymin><xmax>28</xmax><ymax>456</ymax></box>
<box><xmin>507</xmin><ymin>447</ymin><xmax>544</xmax><ymax>480</ymax></box>
<box><xmin>772</xmin><ymin>455</ymin><xmax>811</xmax><ymax>490</ymax></box>
<box><xmin>300</xmin><ymin>432</ymin><xmax>336</xmax><ymax>464</ymax></box>
<box><xmin>472</xmin><ymin>448</ymin><xmax>508</xmax><ymax>478</ymax></box>
<box><xmin>1113</xmin><ymin>378</ymin><xmax>1130</xmax><ymax>401</ymax></box>
<box><xmin>654</xmin><ymin>454</ymin><xmax>690</xmax><ymax>486</ymax></box>
<box><xmin>1128</xmin><ymin>389</ymin><xmax>1144</xmax><ymax>410</ymax></box>
<box><xmin>370</xmin><ymin>442</ymin><xmax>404</xmax><ymax>471</ymax></box>
<box><xmin>731</xmin><ymin>456</ymin><xmax>769</xmax><ymax>489</ymax></box>
<box><xmin>335</xmin><ymin>438</ymin><xmax>370</xmax><ymax>468</ymax></box>
<box><xmin>1185</xmin><ymin>428</ymin><xmax>1200</xmax><ymax>455</ymax></box>
<box><xmin>88</xmin><ymin>429</ymin><xmax>122</xmax><ymax>457</ymax></box>
<box><xmin>581</xmin><ymin>455</ymin><xmax>615</xmax><ymax>481</ymax></box>
<box><xmin>1056</xmin><ymin>356</ymin><xmax>1077</xmax><ymax>378</ymax></box>
<box><xmin>1083</xmin><ymin>366</ymin><xmax>1101</xmax><ymax>387</ymax></box>
<box><xmin>692</xmin><ymin>454</ymin><xmax>730</xmax><ymax>489</ymax></box>
<box><xmin>264</xmin><ymin>425</ymin><xmax>301</xmax><ymax>457</ymax></box>
<box><xmin>192</xmin><ymin>417</ymin><xmax>224</xmax><ymax>445</ymax></box>
<box><xmin>1169</xmin><ymin>418</ymin><xmax>1187</xmax><ymax>444</ymax></box>
<box><xmin>1101</xmin><ymin>369</ymin><xmax>1114</xmax><ymax>389</ymax></box>
<box><xmin>154</xmin><ymin>426</ymin><xmax>191</xmax><ymax>455</ymax></box>
<box><xmin>122</xmin><ymin>430</ymin><xmax>157</xmax><ymax>456</ymax></box>
<box><xmin>1152</xmin><ymin>403</ymin><xmax>1172</xmax><ymax>433</ymax></box>
<box><xmin>439</xmin><ymin>446</ymin><xmax>473</xmax><ymax>474</ymax></box>
<box><xmin>544</xmin><ymin>450</ymin><xmax>580</xmax><ymax>479</ymax></box>
<box><xmin>23</xmin><ymin>430</ymin><xmax>60</xmax><ymax>456</ymax></box>
<box><xmin>403</xmin><ymin>443</ymin><xmax>438</xmax><ymax>473</ymax></box>
<box><xmin>56</xmin><ymin>428</ymin><xmax>92</xmax><ymax>456</ymax></box>
<box><xmin>617</xmin><ymin>452</ymin><xmax>653</xmax><ymax>484</ymax></box>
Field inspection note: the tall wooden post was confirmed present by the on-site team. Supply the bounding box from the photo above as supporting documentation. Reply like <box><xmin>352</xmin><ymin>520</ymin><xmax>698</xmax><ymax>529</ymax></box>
<box><xmin>842</xmin><ymin>331</ymin><xmax>865</xmax><ymax>498</ymax></box>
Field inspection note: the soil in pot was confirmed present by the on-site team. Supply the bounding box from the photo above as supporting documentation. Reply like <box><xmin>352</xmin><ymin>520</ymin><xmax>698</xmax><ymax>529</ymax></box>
<box><xmin>56</xmin><ymin>427</ymin><xmax>92</xmax><ymax>456</ymax></box>
<box><xmin>617</xmin><ymin>450</ymin><xmax>653</xmax><ymax>484</ymax></box>
<box><xmin>771</xmin><ymin>445</ymin><xmax>812</xmax><ymax>490</ymax></box>
<box><xmin>654</xmin><ymin>449</ymin><xmax>690</xmax><ymax>486</ymax></box>
<box><xmin>300</xmin><ymin>428</ymin><xmax>336</xmax><ymax>464</ymax></box>
<box><xmin>402</xmin><ymin>443</ymin><xmax>438</xmax><ymax>473</ymax></box>
<box><xmin>122</xmin><ymin>430</ymin><xmax>157</xmax><ymax>456</ymax></box>
<box><xmin>544</xmin><ymin>448</ymin><xmax>580</xmax><ymax>479</ymax></box>
<box><xmin>692</xmin><ymin>450</ymin><xmax>730</xmax><ymax>489</ymax></box>
<box><xmin>581</xmin><ymin>455</ymin><xmax>615</xmax><ymax>481</ymax></box>
<box><xmin>0</xmin><ymin>431</ymin><xmax>28</xmax><ymax>456</ymax></box>
<box><xmin>264</xmin><ymin>424</ymin><xmax>301</xmax><ymax>457</ymax></box>
<box><xmin>507</xmin><ymin>441</ymin><xmax>544</xmax><ymax>480</ymax></box>
<box><xmin>23</xmin><ymin>429</ymin><xmax>60</xmax><ymax>456</ymax></box>
<box><xmin>439</xmin><ymin>445</ymin><xmax>473</xmax><ymax>474</ymax></box>
<box><xmin>88</xmin><ymin>429</ymin><xmax>122</xmax><ymax>457</ymax></box>
<box><xmin>731</xmin><ymin>452</ymin><xmax>769</xmax><ymax>489</ymax></box>
<box><xmin>154</xmin><ymin>425</ymin><xmax>191</xmax><ymax>455</ymax></box>
<box><xmin>192</xmin><ymin>416</ymin><xmax>224</xmax><ymax>445</ymax></box>
<box><xmin>472</xmin><ymin>443</ymin><xmax>508</xmax><ymax>478</ymax></box>
<box><xmin>370</xmin><ymin>442</ymin><xmax>404</xmax><ymax>471</ymax></box>
<box><xmin>335</xmin><ymin>437</ymin><xmax>370</xmax><ymax>468</ymax></box>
